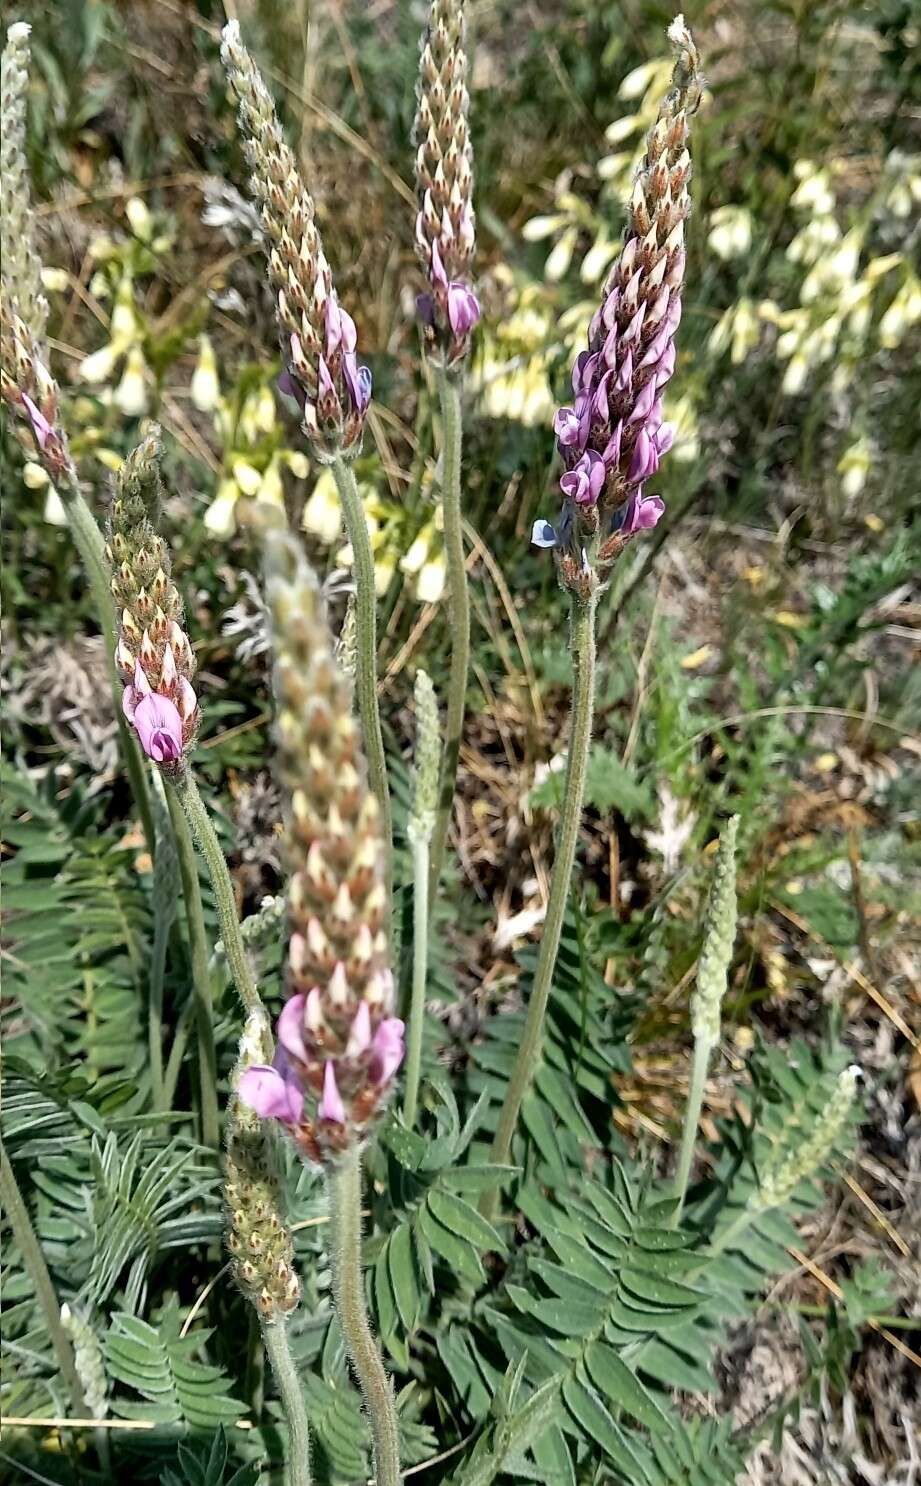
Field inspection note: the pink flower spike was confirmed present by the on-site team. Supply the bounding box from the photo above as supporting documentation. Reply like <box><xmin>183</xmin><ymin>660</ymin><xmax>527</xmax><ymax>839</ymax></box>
<box><xmin>133</xmin><ymin>692</ymin><xmax>183</xmax><ymax>763</ymax></box>
<box><xmin>238</xmin><ymin>1064</ymin><xmax>303</xmax><ymax>1124</ymax></box>
<box><xmin>369</xmin><ymin>1018</ymin><xmax>405</xmax><ymax>1085</ymax></box>
<box><xmin>277</xmin><ymin>994</ymin><xmax>308</xmax><ymax>1063</ymax></box>
<box><xmin>318</xmin><ymin>1061</ymin><xmax>346</xmax><ymax>1124</ymax></box>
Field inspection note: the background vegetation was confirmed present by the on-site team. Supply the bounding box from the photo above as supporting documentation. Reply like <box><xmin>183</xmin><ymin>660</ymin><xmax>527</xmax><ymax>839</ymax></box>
<box><xmin>2</xmin><ymin>1</ymin><xmax>919</xmax><ymax>1483</ymax></box>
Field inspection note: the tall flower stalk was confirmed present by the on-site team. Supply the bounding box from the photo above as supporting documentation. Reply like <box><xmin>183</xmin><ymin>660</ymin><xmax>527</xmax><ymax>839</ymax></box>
<box><xmin>238</xmin><ymin>531</ymin><xmax>403</xmax><ymax>1486</ymax></box>
<box><xmin>220</xmin><ymin>21</ymin><xmax>392</xmax><ymax>911</ymax></box>
<box><xmin>483</xmin><ymin>17</ymin><xmax>701</xmax><ymax>1214</ymax></box>
<box><xmin>413</xmin><ymin>0</ymin><xmax>480</xmax><ymax>894</ymax></box>
<box><xmin>0</xmin><ymin>21</ymin><xmax>155</xmax><ymax>858</ymax></box>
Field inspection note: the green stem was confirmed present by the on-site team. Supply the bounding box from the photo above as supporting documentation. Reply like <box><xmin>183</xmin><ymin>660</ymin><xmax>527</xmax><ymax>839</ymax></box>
<box><xmin>147</xmin><ymin>893</ymin><xmax>169</xmax><ymax>1113</ymax></box>
<box><xmin>0</xmin><ymin>1143</ymin><xmax>86</xmax><ymax>1412</ymax></box>
<box><xmin>162</xmin><ymin>997</ymin><xmax>196</xmax><ymax>1110</ymax></box>
<box><xmin>428</xmin><ymin>367</ymin><xmax>468</xmax><ymax>897</ymax></box>
<box><xmin>671</xmin><ymin>1033</ymin><xmax>714</xmax><ymax>1226</ymax></box>
<box><xmin>402</xmin><ymin>834</ymin><xmax>430</xmax><ymax>1128</ymax></box>
<box><xmin>328</xmin><ymin>1144</ymin><xmax>400</xmax><ymax>1486</ymax></box>
<box><xmin>330</xmin><ymin>456</ymin><xmax>393</xmax><ymax>909</ymax></box>
<box><xmin>171</xmin><ymin>768</ymin><xmax>262</xmax><ymax>1017</ymax></box>
<box><xmin>260</xmin><ymin>1319</ymin><xmax>312</xmax><ymax>1486</ymax></box>
<box><xmin>166</xmin><ymin>788</ymin><xmax>219</xmax><ymax>1148</ymax></box>
<box><xmin>63</xmin><ymin>485</ymin><xmax>156</xmax><ymax>857</ymax></box>
<box><xmin>482</xmin><ymin>591</ymin><xmax>597</xmax><ymax>1220</ymax></box>
<box><xmin>706</xmin><ymin>1206</ymin><xmax>756</xmax><ymax>1259</ymax></box>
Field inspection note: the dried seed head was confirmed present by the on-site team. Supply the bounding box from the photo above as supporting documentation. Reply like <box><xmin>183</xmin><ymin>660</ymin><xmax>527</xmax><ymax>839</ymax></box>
<box><xmin>235</xmin><ymin>531</ymin><xmax>403</xmax><ymax>1166</ymax></box>
<box><xmin>220</xmin><ymin>21</ymin><xmax>371</xmax><ymax>458</ymax></box>
<box><xmin>536</xmin><ymin>16</ymin><xmax>702</xmax><ymax>590</ymax></box>
<box><xmin>413</xmin><ymin>0</ymin><xmax>480</xmax><ymax>363</ymax></box>
<box><xmin>108</xmin><ymin>428</ymin><xmax>200</xmax><ymax>770</ymax></box>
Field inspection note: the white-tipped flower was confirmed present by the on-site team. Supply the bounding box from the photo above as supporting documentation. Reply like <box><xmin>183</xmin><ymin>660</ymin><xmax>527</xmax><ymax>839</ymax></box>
<box><xmin>691</xmin><ymin>816</ymin><xmax>739</xmax><ymax>1047</ymax></box>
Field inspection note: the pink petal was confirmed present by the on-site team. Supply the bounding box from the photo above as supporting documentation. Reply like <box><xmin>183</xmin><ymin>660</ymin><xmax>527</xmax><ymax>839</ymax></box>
<box><xmin>345</xmin><ymin>1002</ymin><xmax>372</xmax><ymax>1058</ymax></box>
<box><xmin>370</xmin><ymin>1018</ymin><xmax>405</xmax><ymax>1085</ymax></box>
<box><xmin>133</xmin><ymin>692</ymin><xmax>183</xmax><ymax>763</ymax></box>
<box><xmin>238</xmin><ymin>1065</ymin><xmax>302</xmax><ymax>1124</ymax></box>
<box><xmin>318</xmin><ymin>1061</ymin><xmax>346</xmax><ymax>1124</ymax></box>
<box><xmin>277</xmin><ymin>994</ymin><xmax>308</xmax><ymax>1063</ymax></box>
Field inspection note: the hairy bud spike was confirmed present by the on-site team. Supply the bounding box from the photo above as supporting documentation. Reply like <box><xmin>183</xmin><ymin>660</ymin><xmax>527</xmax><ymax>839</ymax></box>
<box><xmin>1</xmin><ymin>23</ymin><xmax>48</xmax><ymax>352</ymax></box>
<box><xmin>407</xmin><ymin>669</ymin><xmax>441</xmax><ymax>845</ymax></box>
<box><xmin>220</xmin><ymin>22</ymin><xmax>371</xmax><ymax>458</ymax></box>
<box><xmin>224</xmin><ymin>1009</ymin><xmax>302</xmax><ymax>1318</ymax></box>
<box><xmin>235</xmin><ymin>531</ymin><xmax>404</xmax><ymax>1165</ymax></box>
<box><xmin>413</xmin><ymin>0</ymin><xmax>480</xmax><ymax>363</ymax></box>
<box><xmin>692</xmin><ymin>815</ymin><xmax>739</xmax><ymax>1047</ymax></box>
<box><xmin>108</xmin><ymin>428</ymin><xmax>200</xmax><ymax>769</ymax></box>
<box><xmin>751</xmin><ymin>1065</ymin><xmax>861</xmax><ymax>1214</ymax></box>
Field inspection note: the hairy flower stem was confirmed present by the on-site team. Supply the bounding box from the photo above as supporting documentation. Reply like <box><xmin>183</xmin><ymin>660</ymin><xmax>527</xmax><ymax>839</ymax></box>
<box><xmin>482</xmin><ymin>592</ymin><xmax>597</xmax><ymax>1220</ymax></box>
<box><xmin>260</xmin><ymin>1319</ymin><xmax>312</xmax><ymax>1486</ymax></box>
<box><xmin>328</xmin><ymin>1144</ymin><xmax>401</xmax><ymax>1486</ymax></box>
<box><xmin>671</xmin><ymin>1033</ymin><xmax>713</xmax><ymax>1226</ymax></box>
<box><xmin>65</xmin><ymin>484</ymin><xmax>157</xmax><ymax>857</ymax></box>
<box><xmin>428</xmin><ymin>366</ymin><xmax>468</xmax><ymax>896</ymax></box>
<box><xmin>147</xmin><ymin>893</ymin><xmax>169</xmax><ymax>1114</ymax></box>
<box><xmin>403</xmin><ymin>834</ymin><xmax>430</xmax><ymax>1128</ymax></box>
<box><xmin>166</xmin><ymin>788</ymin><xmax>219</xmax><ymax>1149</ymax></box>
<box><xmin>171</xmin><ymin>768</ymin><xmax>263</xmax><ymax>1018</ymax></box>
<box><xmin>0</xmin><ymin>1143</ymin><xmax>86</xmax><ymax>1412</ymax></box>
<box><xmin>330</xmin><ymin>455</ymin><xmax>393</xmax><ymax>909</ymax></box>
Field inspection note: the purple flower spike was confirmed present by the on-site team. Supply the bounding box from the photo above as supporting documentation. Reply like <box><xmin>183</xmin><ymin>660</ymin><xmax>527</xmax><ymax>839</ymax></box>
<box><xmin>560</xmin><ymin>449</ymin><xmax>606</xmax><ymax>507</ymax></box>
<box><xmin>238</xmin><ymin>1064</ymin><xmax>304</xmax><ymax>1125</ymax></box>
<box><xmin>369</xmin><ymin>1018</ymin><xmax>405</xmax><ymax>1085</ymax></box>
<box><xmin>132</xmin><ymin>693</ymin><xmax>183</xmax><ymax>763</ymax></box>
<box><xmin>318</xmin><ymin>1061</ymin><xmax>346</xmax><ymax>1124</ymax></box>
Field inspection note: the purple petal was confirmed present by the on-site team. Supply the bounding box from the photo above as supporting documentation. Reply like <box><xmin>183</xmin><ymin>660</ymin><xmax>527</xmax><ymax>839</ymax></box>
<box><xmin>21</xmin><ymin>393</ymin><xmax>54</xmax><ymax>451</ymax></box>
<box><xmin>628</xmin><ymin>378</ymin><xmax>657</xmax><ymax>426</ymax></box>
<box><xmin>447</xmin><ymin>282</ymin><xmax>481</xmax><ymax>337</ymax></box>
<box><xmin>654</xmin><ymin>422</ymin><xmax>675</xmax><ymax>458</ymax></box>
<box><xmin>278</xmin><ymin>367</ymin><xmax>307</xmax><ymax>413</ymax></box>
<box><xmin>238</xmin><ymin>1065</ymin><xmax>303</xmax><ymax>1124</ymax></box>
<box><xmin>369</xmin><ymin>1018</ymin><xmax>405</xmax><ymax>1085</ymax></box>
<box><xmin>430</xmin><ymin>238</ymin><xmax>449</xmax><ymax>292</ymax></box>
<box><xmin>318</xmin><ymin>1061</ymin><xmax>346</xmax><ymax>1124</ymax></box>
<box><xmin>342</xmin><ymin>352</ymin><xmax>372</xmax><ymax>415</ymax></box>
<box><xmin>133</xmin><ymin>692</ymin><xmax>183</xmax><ymax>763</ymax></box>
<box><xmin>553</xmin><ymin>407</ymin><xmax>583</xmax><ymax>448</ymax></box>
<box><xmin>416</xmin><ymin>292</ymin><xmax>436</xmax><ymax>328</ymax></box>
<box><xmin>601</xmin><ymin>420</ymin><xmax>623</xmax><ymax>468</ymax></box>
<box><xmin>277</xmin><ymin>994</ymin><xmax>308</xmax><ymax>1063</ymax></box>
<box><xmin>628</xmin><ymin>428</ymin><xmax>658</xmax><ymax>484</ymax></box>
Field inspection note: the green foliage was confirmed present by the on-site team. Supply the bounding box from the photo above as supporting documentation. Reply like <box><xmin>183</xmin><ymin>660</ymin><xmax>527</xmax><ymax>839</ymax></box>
<box><xmin>103</xmin><ymin>1303</ymin><xmax>244</xmax><ymax>1429</ymax></box>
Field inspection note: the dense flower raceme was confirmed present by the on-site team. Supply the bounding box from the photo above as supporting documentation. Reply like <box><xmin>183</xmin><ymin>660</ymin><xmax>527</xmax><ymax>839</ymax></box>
<box><xmin>413</xmin><ymin>0</ymin><xmax>480</xmax><ymax>363</ymax></box>
<box><xmin>221</xmin><ymin>21</ymin><xmax>371</xmax><ymax>457</ymax></box>
<box><xmin>534</xmin><ymin>16</ymin><xmax>701</xmax><ymax>593</ymax></box>
<box><xmin>238</xmin><ymin>532</ymin><xmax>404</xmax><ymax>1164</ymax></box>
<box><xmin>1</xmin><ymin>23</ymin><xmax>48</xmax><ymax>354</ymax></box>
<box><xmin>107</xmin><ymin>430</ymin><xmax>200</xmax><ymax>768</ymax></box>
